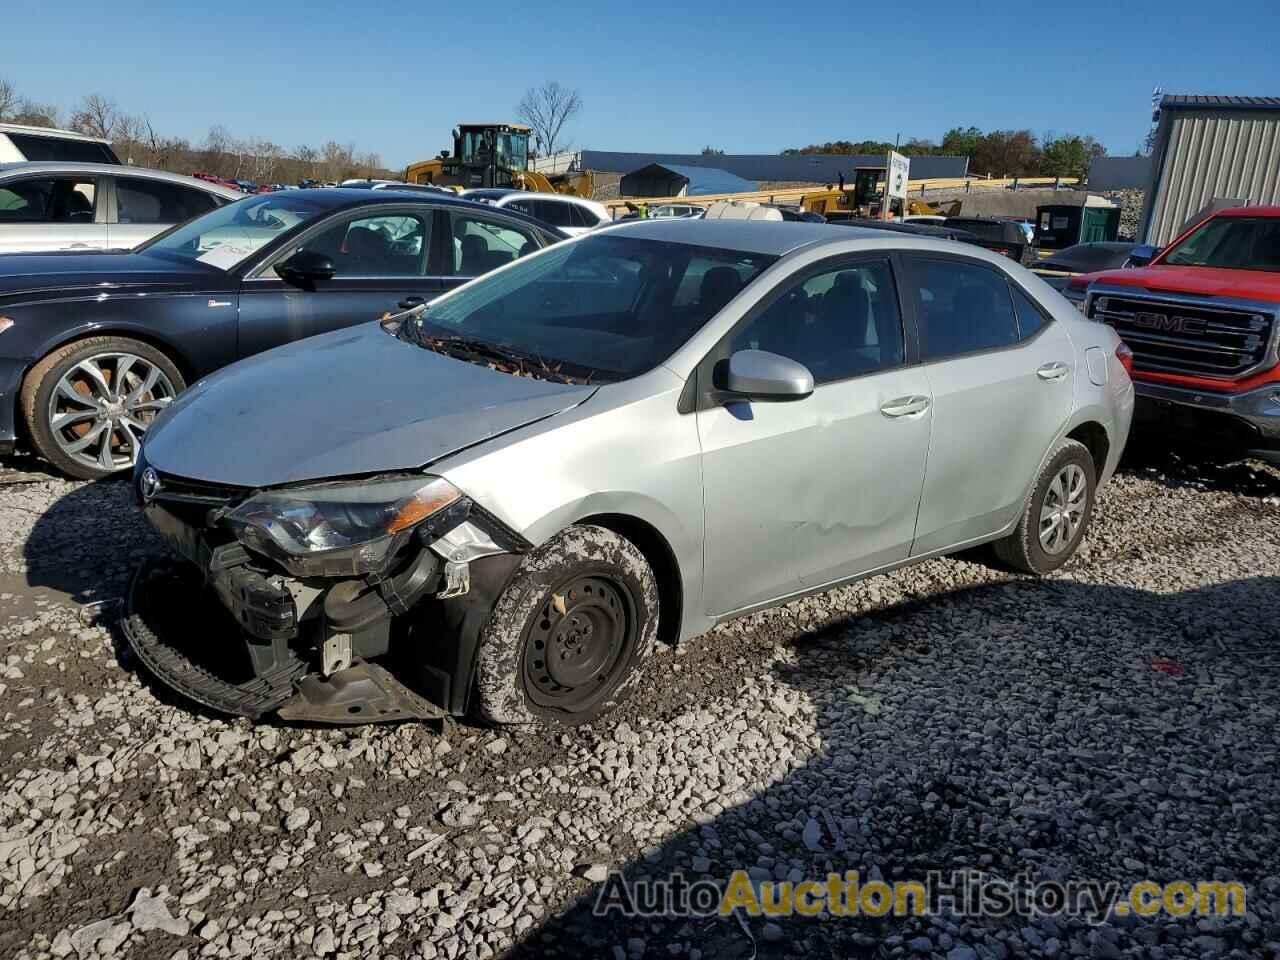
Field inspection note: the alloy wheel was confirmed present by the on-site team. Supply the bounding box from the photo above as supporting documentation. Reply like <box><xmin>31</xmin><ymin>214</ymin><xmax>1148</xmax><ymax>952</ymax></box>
<box><xmin>47</xmin><ymin>353</ymin><xmax>177</xmax><ymax>474</ymax></box>
<box><xmin>1039</xmin><ymin>463</ymin><xmax>1088</xmax><ymax>555</ymax></box>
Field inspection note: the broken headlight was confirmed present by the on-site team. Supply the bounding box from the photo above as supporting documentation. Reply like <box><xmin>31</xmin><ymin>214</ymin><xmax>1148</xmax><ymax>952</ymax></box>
<box><xmin>225</xmin><ymin>475</ymin><xmax>461</xmax><ymax>577</ymax></box>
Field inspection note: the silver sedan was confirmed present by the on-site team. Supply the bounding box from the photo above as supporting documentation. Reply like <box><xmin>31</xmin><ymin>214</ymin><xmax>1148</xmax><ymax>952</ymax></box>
<box><xmin>130</xmin><ymin>219</ymin><xmax>1135</xmax><ymax>728</ymax></box>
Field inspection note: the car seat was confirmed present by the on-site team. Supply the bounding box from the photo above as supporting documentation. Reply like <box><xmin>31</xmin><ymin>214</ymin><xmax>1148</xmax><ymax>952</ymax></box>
<box><xmin>342</xmin><ymin>226</ymin><xmax>390</xmax><ymax>273</ymax></box>
<box><xmin>460</xmin><ymin>235</ymin><xmax>489</xmax><ymax>275</ymax></box>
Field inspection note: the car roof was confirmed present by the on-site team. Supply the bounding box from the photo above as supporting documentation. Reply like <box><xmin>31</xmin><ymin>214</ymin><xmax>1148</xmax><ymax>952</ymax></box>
<box><xmin>599</xmin><ymin>218</ymin><xmax>884</xmax><ymax>256</ymax></box>
<box><xmin>0</xmin><ymin>123</ymin><xmax>110</xmax><ymax>144</ymax></box>
<box><xmin>1213</xmin><ymin>206</ymin><xmax>1280</xmax><ymax>219</ymax></box>
<box><xmin>0</xmin><ymin>161</ymin><xmax>243</xmax><ymax>198</ymax></box>
<box><xmin>294</xmin><ymin>187</ymin><xmax>569</xmax><ymax>238</ymax></box>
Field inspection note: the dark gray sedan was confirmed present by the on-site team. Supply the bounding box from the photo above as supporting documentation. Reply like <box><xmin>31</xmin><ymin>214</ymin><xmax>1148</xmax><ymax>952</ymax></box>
<box><xmin>0</xmin><ymin>188</ymin><xmax>563</xmax><ymax>478</ymax></box>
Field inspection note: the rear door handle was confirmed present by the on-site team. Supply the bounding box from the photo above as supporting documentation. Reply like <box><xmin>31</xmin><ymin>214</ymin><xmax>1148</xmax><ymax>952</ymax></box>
<box><xmin>399</xmin><ymin>296</ymin><xmax>427</xmax><ymax>310</ymax></box>
<box><xmin>879</xmin><ymin>395</ymin><xmax>931</xmax><ymax>418</ymax></box>
<box><xmin>1037</xmin><ymin>361</ymin><xmax>1070</xmax><ymax>381</ymax></box>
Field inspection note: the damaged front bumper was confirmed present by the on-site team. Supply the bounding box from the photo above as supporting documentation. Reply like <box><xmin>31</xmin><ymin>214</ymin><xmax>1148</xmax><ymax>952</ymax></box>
<box><xmin>124</xmin><ymin>474</ymin><xmax>526</xmax><ymax>724</ymax></box>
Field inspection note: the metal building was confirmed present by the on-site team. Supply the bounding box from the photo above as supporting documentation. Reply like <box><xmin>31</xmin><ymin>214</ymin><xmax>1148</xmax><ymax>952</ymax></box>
<box><xmin>1140</xmin><ymin>94</ymin><xmax>1280</xmax><ymax>245</ymax></box>
<box><xmin>618</xmin><ymin>163</ymin><xmax>758</xmax><ymax>198</ymax></box>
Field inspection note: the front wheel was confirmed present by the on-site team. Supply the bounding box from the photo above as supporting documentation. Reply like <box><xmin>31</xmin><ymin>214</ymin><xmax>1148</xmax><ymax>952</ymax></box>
<box><xmin>994</xmin><ymin>438</ymin><xmax>1096</xmax><ymax>575</ymax></box>
<box><xmin>473</xmin><ymin>524</ymin><xmax>659</xmax><ymax>726</ymax></box>
<box><xmin>21</xmin><ymin>336</ymin><xmax>185</xmax><ymax>480</ymax></box>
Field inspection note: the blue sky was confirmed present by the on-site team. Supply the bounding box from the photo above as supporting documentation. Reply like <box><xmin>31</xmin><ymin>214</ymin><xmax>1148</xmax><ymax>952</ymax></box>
<box><xmin>6</xmin><ymin>0</ymin><xmax>1279</xmax><ymax>169</ymax></box>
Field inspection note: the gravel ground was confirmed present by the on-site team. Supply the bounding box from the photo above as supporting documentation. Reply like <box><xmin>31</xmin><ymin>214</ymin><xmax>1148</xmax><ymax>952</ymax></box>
<box><xmin>1</xmin><ymin>443</ymin><xmax>1278</xmax><ymax>960</ymax></box>
<box><xmin>1102</xmin><ymin>191</ymin><xmax>1145</xmax><ymax>241</ymax></box>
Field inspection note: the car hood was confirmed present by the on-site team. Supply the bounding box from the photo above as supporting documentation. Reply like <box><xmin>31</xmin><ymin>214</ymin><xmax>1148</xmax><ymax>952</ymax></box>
<box><xmin>0</xmin><ymin>251</ymin><xmax>223</xmax><ymax>301</ymax></box>
<box><xmin>142</xmin><ymin>321</ymin><xmax>597</xmax><ymax>488</ymax></box>
<box><xmin>1086</xmin><ymin>264</ymin><xmax>1280</xmax><ymax>302</ymax></box>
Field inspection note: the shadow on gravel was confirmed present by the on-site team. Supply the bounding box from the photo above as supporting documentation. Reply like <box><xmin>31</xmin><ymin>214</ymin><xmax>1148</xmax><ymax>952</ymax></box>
<box><xmin>516</xmin><ymin>576</ymin><xmax>1280</xmax><ymax>959</ymax></box>
<box><xmin>1120</xmin><ymin>436</ymin><xmax>1280</xmax><ymax>499</ymax></box>
<box><xmin>20</xmin><ymin>477</ymin><xmax>164</xmax><ymax>604</ymax></box>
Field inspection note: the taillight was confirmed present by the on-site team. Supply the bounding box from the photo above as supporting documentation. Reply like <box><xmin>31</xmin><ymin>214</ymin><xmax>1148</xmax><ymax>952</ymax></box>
<box><xmin>993</xmin><ymin>247</ymin><xmax>1013</xmax><ymax>258</ymax></box>
<box><xmin>1116</xmin><ymin>341</ymin><xmax>1134</xmax><ymax>376</ymax></box>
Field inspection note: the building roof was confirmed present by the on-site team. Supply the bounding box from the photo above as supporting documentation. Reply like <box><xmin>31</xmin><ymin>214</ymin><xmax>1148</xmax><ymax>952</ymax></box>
<box><xmin>584</xmin><ymin>151</ymin><xmax>970</xmax><ymax>183</ymax></box>
<box><xmin>625</xmin><ymin>163</ymin><xmax>758</xmax><ymax>196</ymax></box>
<box><xmin>1161</xmin><ymin>95</ymin><xmax>1280</xmax><ymax>110</ymax></box>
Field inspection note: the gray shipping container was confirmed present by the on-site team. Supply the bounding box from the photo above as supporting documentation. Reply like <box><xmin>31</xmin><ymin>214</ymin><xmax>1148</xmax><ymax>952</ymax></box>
<box><xmin>1141</xmin><ymin>95</ymin><xmax>1280</xmax><ymax>246</ymax></box>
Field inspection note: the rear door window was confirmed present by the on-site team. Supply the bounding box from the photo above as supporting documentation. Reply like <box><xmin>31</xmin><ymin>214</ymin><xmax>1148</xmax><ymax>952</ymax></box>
<box><xmin>116</xmin><ymin>179</ymin><xmax>218</xmax><ymax>224</ymax></box>
<box><xmin>570</xmin><ymin>203</ymin><xmax>598</xmax><ymax>229</ymax></box>
<box><xmin>0</xmin><ymin>178</ymin><xmax>97</xmax><ymax>223</ymax></box>
<box><xmin>907</xmin><ymin>257</ymin><xmax>1019</xmax><ymax>360</ymax></box>
<box><xmin>449</xmin><ymin>212</ymin><xmax>538</xmax><ymax>277</ymax></box>
<box><xmin>533</xmin><ymin>199</ymin><xmax>575</xmax><ymax>229</ymax></box>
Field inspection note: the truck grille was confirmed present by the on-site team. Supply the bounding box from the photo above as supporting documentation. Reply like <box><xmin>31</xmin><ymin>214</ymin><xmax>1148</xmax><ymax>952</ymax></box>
<box><xmin>1090</xmin><ymin>292</ymin><xmax>1276</xmax><ymax>379</ymax></box>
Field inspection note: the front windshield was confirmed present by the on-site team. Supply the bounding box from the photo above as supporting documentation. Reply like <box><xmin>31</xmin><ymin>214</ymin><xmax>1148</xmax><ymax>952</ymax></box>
<box><xmin>1161</xmin><ymin>216</ymin><xmax>1280</xmax><ymax>272</ymax></box>
<box><xmin>400</xmin><ymin>234</ymin><xmax>776</xmax><ymax>382</ymax></box>
<box><xmin>138</xmin><ymin>193</ymin><xmax>333</xmax><ymax>270</ymax></box>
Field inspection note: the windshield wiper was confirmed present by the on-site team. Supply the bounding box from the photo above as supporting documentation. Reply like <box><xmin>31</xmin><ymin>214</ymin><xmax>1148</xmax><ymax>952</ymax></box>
<box><xmin>407</xmin><ymin>327</ymin><xmax>598</xmax><ymax>385</ymax></box>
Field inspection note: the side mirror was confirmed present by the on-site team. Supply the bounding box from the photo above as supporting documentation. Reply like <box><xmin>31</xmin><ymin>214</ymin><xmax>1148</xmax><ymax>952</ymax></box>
<box><xmin>275</xmin><ymin>250</ymin><xmax>336</xmax><ymax>290</ymax></box>
<box><xmin>1123</xmin><ymin>244</ymin><xmax>1159</xmax><ymax>268</ymax></box>
<box><xmin>713</xmin><ymin>349</ymin><xmax>814</xmax><ymax>401</ymax></box>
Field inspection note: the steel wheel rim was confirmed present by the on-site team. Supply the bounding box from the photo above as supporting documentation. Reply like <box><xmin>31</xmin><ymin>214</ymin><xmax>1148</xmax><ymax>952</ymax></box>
<box><xmin>48</xmin><ymin>353</ymin><xmax>176</xmax><ymax>474</ymax></box>
<box><xmin>523</xmin><ymin>573</ymin><xmax>636</xmax><ymax>713</ymax></box>
<box><xmin>1039</xmin><ymin>463</ymin><xmax>1087</xmax><ymax>555</ymax></box>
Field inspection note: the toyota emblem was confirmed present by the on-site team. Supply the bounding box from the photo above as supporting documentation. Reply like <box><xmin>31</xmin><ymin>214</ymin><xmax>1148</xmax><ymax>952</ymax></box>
<box><xmin>140</xmin><ymin>467</ymin><xmax>162</xmax><ymax>503</ymax></box>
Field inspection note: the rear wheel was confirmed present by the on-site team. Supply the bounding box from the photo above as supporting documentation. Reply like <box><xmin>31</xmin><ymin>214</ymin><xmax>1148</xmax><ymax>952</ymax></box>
<box><xmin>473</xmin><ymin>525</ymin><xmax>659</xmax><ymax>726</ymax></box>
<box><xmin>21</xmin><ymin>336</ymin><xmax>184</xmax><ymax>480</ymax></box>
<box><xmin>994</xmin><ymin>438</ymin><xmax>1096</xmax><ymax>574</ymax></box>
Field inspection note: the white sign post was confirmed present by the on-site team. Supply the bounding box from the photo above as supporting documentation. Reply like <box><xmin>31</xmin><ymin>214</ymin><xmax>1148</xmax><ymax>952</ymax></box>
<box><xmin>884</xmin><ymin>150</ymin><xmax>910</xmax><ymax>220</ymax></box>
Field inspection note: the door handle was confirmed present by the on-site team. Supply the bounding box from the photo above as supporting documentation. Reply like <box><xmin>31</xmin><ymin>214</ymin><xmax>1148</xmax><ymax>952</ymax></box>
<box><xmin>398</xmin><ymin>296</ymin><xmax>427</xmax><ymax>310</ymax></box>
<box><xmin>1037</xmin><ymin>361</ymin><xmax>1070</xmax><ymax>381</ymax></box>
<box><xmin>879</xmin><ymin>395</ymin><xmax>931</xmax><ymax>418</ymax></box>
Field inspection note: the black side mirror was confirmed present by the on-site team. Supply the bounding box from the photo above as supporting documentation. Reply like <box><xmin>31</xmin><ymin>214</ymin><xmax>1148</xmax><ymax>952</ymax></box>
<box><xmin>1123</xmin><ymin>244</ymin><xmax>1159</xmax><ymax>268</ymax></box>
<box><xmin>714</xmin><ymin>349</ymin><xmax>814</xmax><ymax>402</ymax></box>
<box><xmin>275</xmin><ymin>250</ymin><xmax>336</xmax><ymax>290</ymax></box>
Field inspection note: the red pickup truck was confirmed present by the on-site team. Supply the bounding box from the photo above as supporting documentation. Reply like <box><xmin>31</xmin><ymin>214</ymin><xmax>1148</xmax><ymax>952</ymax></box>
<box><xmin>1067</xmin><ymin>207</ymin><xmax>1280</xmax><ymax>462</ymax></box>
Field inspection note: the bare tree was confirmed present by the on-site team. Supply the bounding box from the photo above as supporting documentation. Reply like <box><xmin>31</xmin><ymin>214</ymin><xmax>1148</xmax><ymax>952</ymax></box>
<box><xmin>516</xmin><ymin>81</ymin><xmax>582</xmax><ymax>158</ymax></box>
<box><xmin>296</xmin><ymin>144</ymin><xmax>320</xmax><ymax>180</ymax></box>
<box><xmin>11</xmin><ymin>99</ymin><xmax>60</xmax><ymax>127</ymax></box>
<box><xmin>69</xmin><ymin>94</ymin><xmax>119</xmax><ymax>140</ymax></box>
<box><xmin>0</xmin><ymin>79</ymin><xmax>19</xmax><ymax>121</ymax></box>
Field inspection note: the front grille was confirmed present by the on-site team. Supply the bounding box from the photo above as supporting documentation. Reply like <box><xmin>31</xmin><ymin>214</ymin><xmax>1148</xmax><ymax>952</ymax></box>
<box><xmin>150</xmin><ymin>471</ymin><xmax>247</xmax><ymax>528</ymax></box>
<box><xmin>1090</xmin><ymin>292</ymin><xmax>1277</xmax><ymax>379</ymax></box>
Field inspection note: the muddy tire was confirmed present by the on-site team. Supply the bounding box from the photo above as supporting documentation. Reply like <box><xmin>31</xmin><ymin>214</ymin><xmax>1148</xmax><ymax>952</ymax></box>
<box><xmin>21</xmin><ymin>336</ymin><xmax>184</xmax><ymax>480</ymax></box>
<box><xmin>473</xmin><ymin>524</ymin><xmax>659</xmax><ymax>726</ymax></box>
<box><xmin>994</xmin><ymin>438</ymin><xmax>1096</xmax><ymax>575</ymax></box>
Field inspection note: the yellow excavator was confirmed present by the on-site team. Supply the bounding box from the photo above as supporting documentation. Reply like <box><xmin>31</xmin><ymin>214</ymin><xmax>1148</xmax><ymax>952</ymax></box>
<box><xmin>404</xmin><ymin>122</ymin><xmax>593</xmax><ymax>198</ymax></box>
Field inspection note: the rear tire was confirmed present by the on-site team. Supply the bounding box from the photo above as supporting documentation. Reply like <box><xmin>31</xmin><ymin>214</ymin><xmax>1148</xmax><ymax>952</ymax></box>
<box><xmin>473</xmin><ymin>524</ymin><xmax>659</xmax><ymax>726</ymax></box>
<box><xmin>994</xmin><ymin>438</ymin><xmax>1096</xmax><ymax>575</ymax></box>
<box><xmin>21</xmin><ymin>336</ymin><xmax>184</xmax><ymax>480</ymax></box>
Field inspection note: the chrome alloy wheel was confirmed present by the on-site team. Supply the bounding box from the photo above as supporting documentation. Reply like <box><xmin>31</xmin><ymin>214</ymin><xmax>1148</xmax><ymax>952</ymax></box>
<box><xmin>1039</xmin><ymin>463</ymin><xmax>1087</xmax><ymax>555</ymax></box>
<box><xmin>47</xmin><ymin>353</ymin><xmax>177</xmax><ymax>474</ymax></box>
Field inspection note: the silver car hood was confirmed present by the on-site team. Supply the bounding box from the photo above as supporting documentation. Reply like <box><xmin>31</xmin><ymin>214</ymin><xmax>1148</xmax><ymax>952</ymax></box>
<box><xmin>142</xmin><ymin>322</ymin><xmax>596</xmax><ymax>488</ymax></box>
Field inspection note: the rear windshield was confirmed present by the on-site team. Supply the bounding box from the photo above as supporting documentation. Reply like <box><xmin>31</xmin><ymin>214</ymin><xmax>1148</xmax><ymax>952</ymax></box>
<box><xmin>1161</xmin><ymin>216</ymin><xmax>1280</xmax><ymax>272</ymax></box>
<box><xmin>403</xmin><ymin>234</ymin><xmax>777</xmax><ymax>382</ymax></box>
<box><xmin>5</xmin><ymin>132</ymin><xmax>119</xmax><ymax>164</ymax></box>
